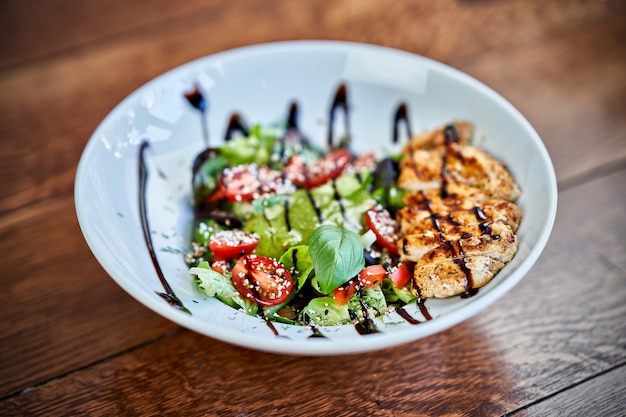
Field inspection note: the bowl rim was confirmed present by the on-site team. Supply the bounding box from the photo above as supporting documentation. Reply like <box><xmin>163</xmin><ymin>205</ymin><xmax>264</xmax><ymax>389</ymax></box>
<box><xmin>75</xmin><ymin>40</ymin><xmax>558</xmax><ymax>355</ymax></box>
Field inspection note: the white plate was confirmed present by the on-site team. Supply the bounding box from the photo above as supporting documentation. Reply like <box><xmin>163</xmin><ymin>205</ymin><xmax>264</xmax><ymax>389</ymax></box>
<box><xmin>75</xmin><ymin>41</ymin><xmax>557</xmax><ymax>355</ymax></box>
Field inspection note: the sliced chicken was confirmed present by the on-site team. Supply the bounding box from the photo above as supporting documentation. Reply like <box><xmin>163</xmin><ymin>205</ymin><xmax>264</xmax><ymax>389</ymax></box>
<box><xmin>394</xmin><ymin>122</ymin><xmax>522</xmax><ymax>298</ymax></box>
<box><xmin>397</xmin><ymin>192</ymin><xmax>521</xmax><ymax>236</ymax></box>
<box><xmin>413</xmin><ymin>255</ymin><xmax>505</xmax><ymax>298</ymax></box>
<box><xmin>404</xmin><ymin>120</ymin><xmax>473</xmax><ymax>151</ymax></box>
<box><xmin>398</xmin><ymin>143</ymin><xmax>521</xmax><ymax>201</ymax></box>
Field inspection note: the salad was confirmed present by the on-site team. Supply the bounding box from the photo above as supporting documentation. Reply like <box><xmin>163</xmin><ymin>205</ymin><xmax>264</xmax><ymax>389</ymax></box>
<box><xmin>185</xmin><ymin>121</ymin><xmax>417</xmax><ymax>328</ymax></box>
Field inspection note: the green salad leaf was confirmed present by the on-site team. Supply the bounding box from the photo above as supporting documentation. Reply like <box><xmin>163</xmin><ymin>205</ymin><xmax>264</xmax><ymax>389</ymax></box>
<box><xmin>189</xmin><ymin>262</ymin><xmax>257</xmax><ymax>315</ymax></box>
<box><xmin>220</xmin><ymin>124</ymin><xmax>277</xmax><ymax>166</ymax></box>
<box><xmin>302</xmin><ymin>296</ymin><xmax>351</xmax><ymax>325</ymax></box>
<box><xmin>308</xmin><ymin>224</ymin><xmax>364</xmax><ymax>294</ymax></box>
<box><xmin>301</xmin><ymin>286</ymin><xmax>387</xmax><ymax>326</ymax></box>
<box><xmin>279</xmin><ymin>245</ymin><xmax>315</xmax><ymax>292</ymax></box>
<box><xmin>381</xmin><ymin>277</ymin><xmax>417</xmax><ymax>304</ymax></box>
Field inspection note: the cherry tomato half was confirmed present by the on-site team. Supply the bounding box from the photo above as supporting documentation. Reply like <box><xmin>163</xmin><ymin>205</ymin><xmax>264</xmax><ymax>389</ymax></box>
<box><xmin>210</xmin><ymin>256</ymin><xmax>231</xmax><ymax>275</ymax></box>
<box><xmin>232</xmin><ymin>255</ymin><xmax>294</xmax><ymax>306</ymax></box>
<box><xmin>287</xmin><ymin>148</ymin><xmax>352</xmax><ymax>188</ymax></box>
<box><xmin>220</xmin><ymin>164</ymin><xmax>291</xmax><ymax>202</ymax></box>
<box><xmin>333</xmin><ymin>265</ymin><xmax>387</xmax><ymax>306</ymax></box>
<box><xmin>364</xmin><ymin>205</ymin><xmax>400</xmax><ymax>256</ymax></box>
<box><xmin>208</xmin><ymin>230</ymin><xmax>259</xmax><ymax>259</ymax></box>
<box><xmin>344</xmin><ymin>152</ymin><xmax>377</xmax><ymax>174</ymax></box>
<box><xmin>390</xmin><ymin>263</ymin><xmax>411</xmax><ymax>288</ymax></box>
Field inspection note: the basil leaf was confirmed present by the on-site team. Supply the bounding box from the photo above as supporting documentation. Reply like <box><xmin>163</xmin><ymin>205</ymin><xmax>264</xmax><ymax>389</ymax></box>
<box><xmin>308</xmin><ymin>225</ymin><xmax>364</xmax><ymax>294</ymax></box>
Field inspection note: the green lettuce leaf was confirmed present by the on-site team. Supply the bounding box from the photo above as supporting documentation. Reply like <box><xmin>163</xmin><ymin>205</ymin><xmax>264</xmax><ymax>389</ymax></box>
<box><xmin>219</xmin><ymin>124</ymin><xmax>278</xmax><ymax>166</ymax></box>
<box><xmin>188</xmin><ymin>262</ymin><xmax>257</xmax><ymax>315</ymax></box>
<box><xmin>279</xmin><ymin>245</ymin><xmax>315</xmax><ymax>292</ymax></box>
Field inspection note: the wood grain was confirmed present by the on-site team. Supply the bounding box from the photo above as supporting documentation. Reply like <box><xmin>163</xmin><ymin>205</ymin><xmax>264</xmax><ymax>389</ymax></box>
<box><xmin>514</xmin><ymin>365</ymin><xmax>626</xmax><ymax>416</ymax></box>
<box><xmin>0</xmin><ymin>197</ymin><xmax>179</xmax><ymax>397</ymax></box>
<box><xmin>1</xmin><ymin>0</ymin><xmax>625</xmax><ymax>415</ymax></box>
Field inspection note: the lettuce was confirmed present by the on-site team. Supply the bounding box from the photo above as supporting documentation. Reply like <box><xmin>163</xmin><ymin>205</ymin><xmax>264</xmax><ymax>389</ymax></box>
<box><xmin>188</xmin><ymin>262</ymin><xmax>257</xmax><ymax>315</ymax></box>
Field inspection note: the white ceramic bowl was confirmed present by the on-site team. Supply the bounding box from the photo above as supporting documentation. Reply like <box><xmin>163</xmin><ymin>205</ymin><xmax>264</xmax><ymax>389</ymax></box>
<box><xmin>75</xmin><ymin>41</ymin><xmax>557</xmax><ymax>355</ymax></box>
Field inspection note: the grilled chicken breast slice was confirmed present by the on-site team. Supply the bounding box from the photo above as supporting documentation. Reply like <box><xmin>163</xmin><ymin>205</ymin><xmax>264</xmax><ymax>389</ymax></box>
<box><xmin>413</xmin><ymin>255</ymin><xmax>505</xmax><ymax>298</ymax></box>
<box><xmin>400</xmin><ymin>219</ymin><xmax>517</xmax><ymax>263</ymax></box>
<box><xmin>398</xmin><ymin>200</ymin><xmax>521</xmax><ymax>235</ymax></box>
<box><xmin>403</xmin><ymin>121</ymin><xmax>473</xmax><ymax>151</ymax></box>
<box><xmin>398</xmin><ymin>143</ymin><xmax>521</xmax><ymax>201</ymax></box>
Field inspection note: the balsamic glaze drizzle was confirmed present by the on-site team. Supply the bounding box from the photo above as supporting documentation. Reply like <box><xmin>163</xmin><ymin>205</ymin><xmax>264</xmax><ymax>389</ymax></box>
<box><xmin>284</xmin><ymin>195</ymin><xmax>292</xmax><ymax>231</ymax></box>
<box><xmin>287</xmin><ymin>101</ymin><xmax>299</xmax><ymax>130</ymax></box>
<box><xmin>139</xmin><ymin>142</ymin><xmax>190</xmax><ymax>314</ymax></box>
<box><xmin>328</xmin><ymin>84</ymin><xmax>350</xmax><ymax>149</ymax></box>
<box><xmin>396</xmin><ymin>307</ymin><xmax>422</xmax><ymax>324</ymax></box>
<box><xmin>184</xmin><ymin>84</ymin><xmax>209</xmax><ymax>147</ymax></box>
<box><xmin>417</xmin><ymin>299</ymin><xmax>433</xmax><ymax>320</ymax></box>
<box><xmin>224</xmin><ymin>113</ymin><xmax>249</xmax><ymax>140</ymax></box>
<box><xmin>305</xmin><ymin>189</ymin><xmax>324</xmax><ymax>223</ymax></box>
<box><xmin>263</xmin><ymin>317</ymin><xmax>289</xmax><ymax>338</ymax></box>
<box><xmin>331</xmin><ymin>179</ymin><xmax>358</xmax><ymax>231</ymax></box>
<box><xmin>393</xmin><ymin>102</ymin><xmax>412</xmax><ymax>144</ymax></box>
<box><xmin>439</xmin><ymin>124</ymin><xmax>459</xmax><ymax>199</ymax></box>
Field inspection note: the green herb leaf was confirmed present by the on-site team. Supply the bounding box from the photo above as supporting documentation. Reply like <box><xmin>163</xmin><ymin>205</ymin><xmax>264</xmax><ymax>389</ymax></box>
<box><xmin>308</xmin><ymin>224</ymin><xmax>365</xmax><ymax>294</ymax></box>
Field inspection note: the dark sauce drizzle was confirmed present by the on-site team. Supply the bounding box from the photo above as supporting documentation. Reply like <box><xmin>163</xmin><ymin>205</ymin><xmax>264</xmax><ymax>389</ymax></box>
<box><xmin>393</xmin><ymin>102</ymin><xmax>413</xmax><ymax>144</ymax></box>
<box><xmin>139</xmin><ymin>142</ymin><xmax>190</xmax><ymax>314</ymax></box>
<box><xmin>287</xmin><ymin>101</ymin><xmax>299</xmax><ymax>130</ymax></box>
<box><xmin>305</xmin><ymin>190</ymin><xmax>324</xmax><ymax>223</ymax></box>
<box><xmin>284</xmin><ymin>195</ymin><xmax>292</xmax><ymax>231</ymax></box>
<box><xmin>184</xmin><ymin>84</ymin><xmax>209</xmax><ymax>147</ymax></box>
<box><xmin>396</xmin><ymin>307</ymin><xmax>422</xmax><ymax>324</ymax></box>
<box><xmin>439</xmin><ymin>124</ymin><xmax>461</xmax><ymax>199</ymax></box>
<box><xmin>263</xmin><ymin>317</ymin><xmax>289</xmax><ymax>338</ymax></box>
<box><xmin>348</xmin><ymin>307</ymin><xmax>378</xmax><ymax>335</ymax></box>
<box><xmin>473</xmin><ymin>206</ymin><xmax>500</xmax><ymax>239</ymax></box>
<box><xmin>224</xmin><ymin>113</ymin><xmax>249</xmax><ymax>140</ymax></box>
<box><xmin>331</xmin><ymin>179</ymin><xmax>358</xmax><ymax>231</ymax></box>
<box><xmin>328</xmin><ymin>84</ymin><xmax>350</xmax><ymax>149</ymax></box>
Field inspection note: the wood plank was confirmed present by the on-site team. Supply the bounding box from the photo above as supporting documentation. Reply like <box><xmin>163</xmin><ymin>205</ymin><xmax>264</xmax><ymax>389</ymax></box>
<box><xmin>514</xmin><ymin>365</ymin><xmax>626</xmax><ymax>417</ymax></box>
<box><xmin>2</xmin><ymin>0</ymin><xmax>625</xmax><ymax>215</ymax></box>
<box><xmin>0</xmin><ymin>197</ymin><xmax>179</xmax><ymax>398</ymax></box>
<box><xmin>3</xmin><ymin>167</ymin><xmax>624</xmax><ymax>415</ymax></box>
<box><xmin>0</xmin><ymin>0</ymin><xmax>219</xmax><ymax>69</ymax></box>
<box><xmin>1</xmin><ymin>0</ymin><xmax>622</xmax><ymax>70</ymax></box>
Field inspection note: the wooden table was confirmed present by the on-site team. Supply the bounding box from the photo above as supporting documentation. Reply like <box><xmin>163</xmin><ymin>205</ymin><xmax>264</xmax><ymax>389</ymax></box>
<box><xmin>2</xmin><ymin>1</ymin><xmax>625</xmax><ymax>415</ymax></box>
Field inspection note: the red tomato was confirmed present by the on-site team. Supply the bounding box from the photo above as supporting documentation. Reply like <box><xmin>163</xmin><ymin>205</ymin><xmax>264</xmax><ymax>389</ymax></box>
<box><xmin>208</xmin><ymin>230</ymin><xmax>259</xmax><ymax>259</ymax></box>
<box><xmin>334</xmin><ymin>265</ymin><xmax>387</xmax><ymax>306</ymax></box>
<box><xmin>333</xmin><ymin>278</ymin><xmax>359</xmax><ymax>306</ymax></box>
<box><xmin>390</xmin><ymin>263</ymin><xmax>411</xmax><ymax>288</ymax></box>
<box><xmin>210</xmin><ymin>256</ymin><xmax>231</xmax><ymax>274</ymax></box>
<box><xmin>357</xmin><ymin>265</ymin><xmax>387</xmax><ymax>287</ymax></box>
<box><xmin>344</xmin><ymin>152</ymin><xmax>377</xmax><ymax>174</ymax></box>
<box><xmin>288</xmin><ymin>148</ymin><xmax>352</xmax><ymax>188</ymax></box>
<box><xmin>220</xmin><ymin>164</ymin><xmax>290</xmax><ymax>202</ymax></box>
<box><xmin>232</xmin><ymin>255</ymin><xmax>294</xmax><ymax>306</ymax></box>
<box><xmin>364</xmin><ymin>205</ymin><xmax>400</xmax><ymax>256</ymax></box>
